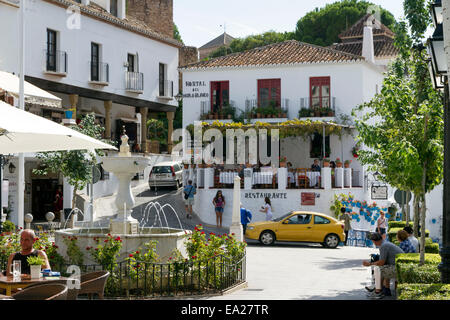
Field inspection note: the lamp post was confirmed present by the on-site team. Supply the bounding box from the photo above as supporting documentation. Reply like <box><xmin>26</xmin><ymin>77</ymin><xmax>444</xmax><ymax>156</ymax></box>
<box><xmin>428</xmin><ymin>0</ymin><xmax>450</xmax><ymax>283</ymax></box>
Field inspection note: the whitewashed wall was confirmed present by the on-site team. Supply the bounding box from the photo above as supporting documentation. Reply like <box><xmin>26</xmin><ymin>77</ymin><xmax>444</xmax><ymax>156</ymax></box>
<box><xmin>181</xmin><ymin>62</ymin><xmax>384</xmax><ymax>128</ymax></box>
<box><xmin>0</xmin><ymin>0</ymin><xmax>179</xmax><ymax>107</ymax></box>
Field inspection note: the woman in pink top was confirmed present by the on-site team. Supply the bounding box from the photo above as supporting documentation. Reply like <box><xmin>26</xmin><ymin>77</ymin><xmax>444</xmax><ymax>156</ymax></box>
<box><xmin>212</xmin><ymin>190</ymin><xmax>225</xmax><ymax>229</ymax></box>
<box><xmin>376</xmin><ymin>211</ymin><xmax>387</xmax><ymax>240</ymax></box>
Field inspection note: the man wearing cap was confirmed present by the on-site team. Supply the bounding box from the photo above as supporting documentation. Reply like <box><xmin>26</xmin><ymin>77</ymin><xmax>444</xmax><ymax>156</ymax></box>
<box><xmin>362</xmin><ymin>232</ymin><xmax>404</xmax><ymax>299</ymax></box>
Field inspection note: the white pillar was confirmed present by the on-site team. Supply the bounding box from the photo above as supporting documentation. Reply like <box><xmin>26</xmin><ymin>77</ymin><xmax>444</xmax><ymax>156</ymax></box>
<box><xmin>321</xmin><ymin>167</ymin><xmax>332</xmax><ymax>189</ymax></box>
<box><xmin>17</xmin><ymin>0</ymin><xmax>25</xmax><ymax>229</ymax></box>
<box><xmin>277</xmin><ymin>167</ymin><xmax>287</xmax><ymax>190</ymax></box>
<box><xmin>244</xmin><ymin>168</ymin><xmax>253</xmax><ymax>190</ymax></box>
<box><xmin>229</xmin><ymin>176</ymin><xmax>243</xmax><ymax>241</ymax></box>
<box><xmin>204</xmin><ymin>167</ymin><xmax>214</xmax><ymax>189</ymax></box>
<box><xmin>335</xmin><ymin>167</ymin><xmax>344</xmax><ymax>188</ymax></box>
<box><xmin>344</xmin><ymin>168</ymin><xmax>352</xmax><ymax>188</ymax></box>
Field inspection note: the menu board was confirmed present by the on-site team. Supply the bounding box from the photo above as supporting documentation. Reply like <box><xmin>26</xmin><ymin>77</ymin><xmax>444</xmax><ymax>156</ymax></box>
<box><xmin>301</xmin><ymin>192</ymin><xmax>316</xmax><ymax>206</ymax></box>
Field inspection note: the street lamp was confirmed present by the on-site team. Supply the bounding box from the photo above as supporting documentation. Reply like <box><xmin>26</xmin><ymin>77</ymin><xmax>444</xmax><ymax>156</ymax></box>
<box><xmin>428</xmin><ymin>0</ymin><xmax>450</xmax><ymax>284</ymax></box>
<box><xmin>431</xmin><ymin>0</ymin><xmax>443</xmax><ymax>29</ymax></box>
<box><xmin>175</xmin><ymin>93</ymin><xmax>183</xmax><ymax>104</ymax></box>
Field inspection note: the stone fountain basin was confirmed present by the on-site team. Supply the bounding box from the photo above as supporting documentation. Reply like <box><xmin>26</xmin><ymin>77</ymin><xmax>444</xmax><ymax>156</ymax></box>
<box><xmin>101</xmin><ymin>156</ymin><xmax>150</xmax><ymax>173</ymax></box>
<box><xmin>54</xmin><ymin>227</ymin><xmax>192</xmax><ymax>265</ymax></box>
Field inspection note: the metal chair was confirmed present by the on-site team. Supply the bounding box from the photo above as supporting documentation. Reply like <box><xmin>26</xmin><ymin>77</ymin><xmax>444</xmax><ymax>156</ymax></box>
<box><xmin>11</xmin><ymin>283</ymin><xmax>68</xmax><ymax>300</ymax></box>
<box><xmin>79</xmin><ymin>270</ymin><xmax>110</xmax><ymax>300</ymax></box>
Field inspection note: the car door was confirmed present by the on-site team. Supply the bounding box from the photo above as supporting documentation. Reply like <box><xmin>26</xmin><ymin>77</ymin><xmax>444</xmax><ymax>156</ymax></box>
<box><xmin>310</xmin><ymin>215</ymin><xmax>332</xmax><ymax>242</ymax></box>
<box><xmin>276</xmin><ymin>214</ymin><xmax>313</xmax><ymax>241</ymax></box>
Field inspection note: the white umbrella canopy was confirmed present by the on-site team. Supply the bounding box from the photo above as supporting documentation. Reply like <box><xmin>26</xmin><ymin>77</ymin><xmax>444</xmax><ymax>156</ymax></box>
<box><xmin>0</xmin><ymin>101</ymin><xmax>116</xmax><ymax>153</ymax></box>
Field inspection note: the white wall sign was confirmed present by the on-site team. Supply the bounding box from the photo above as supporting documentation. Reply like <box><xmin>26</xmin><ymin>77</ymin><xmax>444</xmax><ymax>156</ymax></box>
<box><xmin>183</xmin><ymin>81</ymin><xmax>209</xmax><ymax>99</ymax></box>
<box><xmin>371</xmin><ymin>185</ymin><xmax>388</xmax><ymax>200</ymax></box>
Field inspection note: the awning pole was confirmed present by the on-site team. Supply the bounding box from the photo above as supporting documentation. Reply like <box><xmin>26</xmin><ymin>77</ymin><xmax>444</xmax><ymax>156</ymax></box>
<box><xmin>17</xmin><ymin>0</ymin><xmax>25</xmax><ymax>229</ymax></box>
<box><xmin>322</xmin><ymin>124</ymin><xmax>326</xmax><ymax>160</ymax></box>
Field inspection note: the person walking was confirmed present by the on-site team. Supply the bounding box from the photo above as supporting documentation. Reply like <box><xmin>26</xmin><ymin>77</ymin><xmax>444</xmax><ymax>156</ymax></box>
<box><xmin>183</xmin><ymin>180</ymin><xmax>196</xmax><ymax>219</ymax></box>
<box><xmin>339</xmin><ymin>207</ymin><xmax>352</xmax><ymax>246</ymax></box>
<box><xmin>376</xmin><ymin>211</ymin><xmax>387</xmax><ymax>240</ymax></box>
<box><xmin>240</xmin><ymin>203</ymin><xmax>252</xmax><ymax>235</ymax></box>
<box><xmin>259</xmin><ymin>197</ymin><xmax>273</xmax><ymax>221</ymax></box>
<box><xmin>212</xmin><ymin>190</ymin><xmax>225</xmax><ymax>228</ymax></box>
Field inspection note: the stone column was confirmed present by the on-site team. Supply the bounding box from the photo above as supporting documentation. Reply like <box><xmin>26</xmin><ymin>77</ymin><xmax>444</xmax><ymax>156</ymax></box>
<box><xmin>229</xmin><ymin>176</ymin><xmax>243</xmax><ymax>241</ymax></box>
<box><xmin>140</xmin><ymin>107</ymin><xmax>148</xmax><ymax>153</ymax></box>
<box><xmin>167</xmin><ymin>111</ymin><xmax>175</xmax><ymax>154</ymax></box>
<box><xmin>104</xmin><ymin>100</ymin><xmax>112</xmax><ymax>139</ymax></box>
<box><xmin>321</xmin><ymin>167</ymin><xmax>332</xmax><ymax>190</ymax></box>
<box><xmin>69</xmin><ymin>94</ymin><xmax>78</xmax><ymax>120</ymax></box>
<box><xmin>335</xmin><ymin>167</ymin><xmax>344</xmax><ymax>188</ymax></box>
<box><xmin>277</xmin><ymin>167</ymin><xmax>287</xmax><ymax>190</ymax></box>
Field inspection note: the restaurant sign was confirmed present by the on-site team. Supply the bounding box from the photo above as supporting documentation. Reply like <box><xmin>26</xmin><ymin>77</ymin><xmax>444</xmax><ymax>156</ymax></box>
<box><xmin>371</xmin><ymin>185</ymin><xmax>388</xmax><ymax>200</ymax></box>
<box><xmin>301</xmin><ymin>192</ymin><xmax>316</xmax><ymax>206</ymax></box>
<box><xmin>244</xmin><ymin>192</ymin><xmax>287</xmax><ymax>199</ymax></box>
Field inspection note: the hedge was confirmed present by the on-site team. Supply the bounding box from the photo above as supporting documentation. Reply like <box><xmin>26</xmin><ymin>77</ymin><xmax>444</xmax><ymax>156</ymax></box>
<box><xmin>396</xmin><ymin>263</ymin><xmax>441</xmax><ymax>284</ymax></box>
<box><xmin>397</xmin><ymin>284</ymin><xmax>450</xmax><ymax>300</ymax></box>
<box><xmin>388</xmin><ymin>221</ymin><xmax>409</xmax><ymax>229</ymax></box>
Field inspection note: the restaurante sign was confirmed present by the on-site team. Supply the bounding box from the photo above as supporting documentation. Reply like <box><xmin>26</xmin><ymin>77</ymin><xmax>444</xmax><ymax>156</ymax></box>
<box><xmin>244</xmin><ymin>192</ymin><xmax>287</xmax><ymax>199</ymax></box>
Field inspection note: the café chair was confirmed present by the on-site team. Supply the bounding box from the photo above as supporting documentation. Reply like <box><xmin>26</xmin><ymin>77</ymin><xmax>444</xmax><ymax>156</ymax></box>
<box><xmin>11</xmin><ymin>283</ymin><xmax>68</xmax><ymax>300</ymax></box>
<box><xmin>24</xmin><ymin>278</ymin><xmax>80</xmax><ymax>300</ymax></box>
<box><xmin>79</xmin><ymin>270</ymin><xmax>110</xmax><ymax>300</ymax></box>
<box><xmin>297</xmin><ymin>168</ymin><xmax>308</xmax><ymax>188</ymax></box>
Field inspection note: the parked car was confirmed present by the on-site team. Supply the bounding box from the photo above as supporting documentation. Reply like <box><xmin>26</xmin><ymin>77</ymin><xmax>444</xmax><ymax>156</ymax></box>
<box><xmin>148</xmin><ymin>161</ymin><xmax>183</xmax><ymax>190</ymax></box>
<box><xmin>245</xmin><ymin>211</ymin><xmax>345</xmax><ymax>248</ymax></box>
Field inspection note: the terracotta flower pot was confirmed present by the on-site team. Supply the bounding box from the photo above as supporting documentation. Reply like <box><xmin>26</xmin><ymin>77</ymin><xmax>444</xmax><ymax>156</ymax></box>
<box><xmin>280</xmin><ymin>162</ymin><xmax>286</xmax><ymax>168</ymax></box>
<box><xmin>336</xmin><ymin>162</ymin><xmax>343</xmax><ymax>168</ymax></box>
<box><xmin>344</xmin><ymin>163</ymin><xmax>350</xmax><ymax>168</ymax></box>
<box><xmin>323</xmin><ymin>161</ymin><xmax>330</xmax><ymax>167</ymax></box>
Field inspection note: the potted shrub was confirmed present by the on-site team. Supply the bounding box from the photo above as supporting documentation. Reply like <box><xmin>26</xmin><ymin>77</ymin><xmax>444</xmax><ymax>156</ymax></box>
<box><xmin>208</xmin><ymin>112</ymin><xmax>214</xmax><ymax>120</ymax></box>
<box><xmin>336</xmin><ymin>158</ymin><xmax>343</xmax><ymax>168</ymax></box>
<box><xmin>27</xmin><ymin>255</ymin><xmax>45</xmax><ymax>279</ymax></box>
<box><xmin>1</xmin><ymin>220</ymin><xmax>15</xmax><ymax>235</ymax></box>
<box><xmin>344</xmin><ymin>159</ymin><xmax>352</xmax><ymax>168</ymax></box>
<box><xmin>281</xmin><ymin>108</ymin><xmax>288</xmax><ymax>118</ymax></box>
<box><xmin>314</xmin><ymin>108</ymin><xmax>321</xmax><ymax>117</ymax></box>
<box><xmin>279</xmin><ymin>156</ymin><xmax>287</xmax><ymax>167</ymax></box>
<box><xmin>323</xmin><ymin>158</ymin><xmax>330</xmax><ymax>167</ymax></box>
<box><xmin>298</xmin><ymin>108</ymin><xmax>311</xmax><ymax>118</ymax></box>
<box><xmin>256</xmin><ymin>107</ymin><xmax>263</xmax><ymax>119</ymax></box>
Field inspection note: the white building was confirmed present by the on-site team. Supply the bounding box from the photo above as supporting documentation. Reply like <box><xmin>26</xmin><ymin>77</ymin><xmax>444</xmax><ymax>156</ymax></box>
<box><xmin>0</xmin><ymin>0</ymin><xmax>181</xmax><ymax>224</ymax></box>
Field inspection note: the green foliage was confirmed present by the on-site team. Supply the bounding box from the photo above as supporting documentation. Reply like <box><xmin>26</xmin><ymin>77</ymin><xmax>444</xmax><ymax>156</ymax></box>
<box><xmin>396</xmin><ymin>253</ymin><xmax>441</xmax><ymax>265</ymax></box>
<box><xmin>147</xmin><ymin>118</ymin><xmax>168</xmax><ymax>145</ymax></box>
<box><xmin>173</xmin><ymin>23</ymin><xmax>183</xmax><ymax>44</ymax></box>
<box><xmin>127</xmin><ymin>241</ymin><xmax>159</xmax><ymax>280</ymax></box>
<box><xmin>33</xmin><ymin>113</ymin><xmax>114</xmax><ymax>209</ymax></box>
<box><xmin>63</xmin><ymin>235</ymin><xmax>84</xmax><ymax>266</ymax></box>
<box><xmin>397</xmin><ymin>284</ymin><xmax>450</xmax><ymax>300</ymax></box>
<box><xmin>388</xmin><ymin>221</ymin><xmax>409</xmax><ymax>229</ymax></box>
<box><xmin>330</xmin><ymin>193</ymin><xmax>353</xmax><ymax>218</ymax></box>
<box><xmin>294</xmin><ymin>0</ymin><xmax>395</xmax><ymax>46</ymax></box>
<box><xmin>33</xmin><ymin>232</ymin><xmax>65</xmax><ymax>268</ymax></box>
<box><xmin>87</xmin><ymin>234</ymin><xmax>123</xmax><ymax>272</ymax></box>
<box><xmin>27</xmin><ymin>255</ymin><xmax>45</xmax><ymax>266</ymax></box>
<box><xmin>0</xmin><ymin>232</ymin><xmax>21</xmax><ymax>267</ymax></box>
<box><xmin>1</xmin><ymin>220</ymin><xmax>15</xmax><ymax>232</ymax></box>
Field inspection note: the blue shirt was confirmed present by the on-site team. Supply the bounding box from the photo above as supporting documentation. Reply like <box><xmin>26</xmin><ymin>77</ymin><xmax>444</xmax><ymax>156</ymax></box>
<box><xmin>240</xmin><ymin>208</ymin><xmax>252</xmax><ymax>225</ymax></box>
<box><xmin>399</xmin><ymin>239</ymin><xmax>416</xmax><ymax>253</ymax></box>
<box><xmin>183</xmin><ymin>185</ymin><xmax>196</xmax><ymax>199</ymax></box>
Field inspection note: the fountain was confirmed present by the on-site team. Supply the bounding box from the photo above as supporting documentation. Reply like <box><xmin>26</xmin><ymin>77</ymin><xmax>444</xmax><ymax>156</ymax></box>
<box><xmin>54</xmin><ymin>128</ymin><xmax>191</xmax><ymax>264</ymax></box>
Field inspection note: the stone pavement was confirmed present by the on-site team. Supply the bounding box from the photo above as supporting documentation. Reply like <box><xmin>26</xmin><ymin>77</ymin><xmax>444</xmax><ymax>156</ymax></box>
<box><xmin>130</xmin><ymin>183</ymin><xmax>396</xmax><ymax>300</ymax></box>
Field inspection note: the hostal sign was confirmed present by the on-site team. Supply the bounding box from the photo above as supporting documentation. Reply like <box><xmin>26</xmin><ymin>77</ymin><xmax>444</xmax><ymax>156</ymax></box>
<box><xmin>183</xmin><ymin>81</ymin><xmax>209</xmax><ymax>99</ymax></box>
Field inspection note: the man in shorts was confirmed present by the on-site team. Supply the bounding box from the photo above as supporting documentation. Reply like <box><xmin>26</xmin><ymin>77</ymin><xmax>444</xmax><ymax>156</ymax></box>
<box><xmin>362</xmin><ymin>232</ymin><xmax>404</xmax><ymax>299</ymax></box>
<box><xmin>183</xmin><ymin>180</ymin><xmax>196</xmax><ymax>219</ymax></box>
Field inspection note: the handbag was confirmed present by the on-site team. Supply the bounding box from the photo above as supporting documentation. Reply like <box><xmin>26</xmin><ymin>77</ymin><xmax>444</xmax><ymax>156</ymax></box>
<box><xmin>184</xmin><ymin>186</ymin><xmax>193</xmax><ymax>200</ymax></box>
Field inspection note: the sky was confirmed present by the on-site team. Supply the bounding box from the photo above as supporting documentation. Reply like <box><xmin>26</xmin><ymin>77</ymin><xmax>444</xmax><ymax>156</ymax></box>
<box><xmin>173</xmin><ymin>0</ymin><xmax>405</xmax><ymax>48</ymax></box>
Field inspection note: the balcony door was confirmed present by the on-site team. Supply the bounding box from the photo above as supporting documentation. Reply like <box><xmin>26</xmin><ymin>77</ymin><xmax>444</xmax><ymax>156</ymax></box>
<box><xmin>258</xmin><ymin>79</ymin><xmax>280</xmax><ymax>108</ymax></box>
<box><xmin>46</xmin><ymin>29</ymin><xmax>57</xmax><ymax>72</ymax></box>
<box><xmin>91</xmin><ymin>43</ymin><xmax>100</xmax><ymax>81</ymax></box>
<box><xmin>210</xmin><ymin>81</ymin><xmax>229</xmax><ymax>113</ymax></box>
<box><xmin>310</xmin><ymin>77</ymin><xmax>330</xmax><ymax>109</ymax></box>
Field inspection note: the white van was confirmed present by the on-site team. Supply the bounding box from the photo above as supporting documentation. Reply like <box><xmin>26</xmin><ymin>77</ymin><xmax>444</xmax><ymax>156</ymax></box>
<box><xmin>148</xmin><ymin>161</ymin><xmax>183</xmax><ymax>190</ymax></box>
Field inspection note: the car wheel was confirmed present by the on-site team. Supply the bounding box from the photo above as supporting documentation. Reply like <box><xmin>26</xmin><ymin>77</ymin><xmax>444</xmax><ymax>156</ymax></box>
<box><xmin>259</xmin><ymin>230</ymin><xmax>275</xmax><ymax>246</ymax></box>
<box><xmin>324</xmin><ymin>234</ymin><xmax>340</xmax><ymax>248</ymax></box>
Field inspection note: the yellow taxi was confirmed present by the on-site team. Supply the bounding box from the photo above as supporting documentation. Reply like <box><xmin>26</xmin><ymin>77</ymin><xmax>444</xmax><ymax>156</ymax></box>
<box><xmin>245</xmin><ymin>211</ymin><xmax>345</xmax><ymax>248</ymax></box>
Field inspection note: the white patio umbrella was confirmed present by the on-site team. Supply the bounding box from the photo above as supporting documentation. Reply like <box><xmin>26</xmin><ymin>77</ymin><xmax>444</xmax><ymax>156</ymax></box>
<box><xmin>0</xmin><ymin>101</ymin><xmax>116</xmax><ymax>153</ymax></box>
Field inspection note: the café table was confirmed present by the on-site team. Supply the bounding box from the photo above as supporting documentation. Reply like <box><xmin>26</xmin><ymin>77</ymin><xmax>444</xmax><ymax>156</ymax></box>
<box><xmin>219</xmin><ymin>171</ymin><xmax>238</xmax><ymax>184</ymax></box>
<box><xmin>307</xmin><ymin>171</ymin><xmax>321</xmax><ymax>187</ymax></box>
<box><xmin>0</xmin><ymin>274</ymin><xmax>69</xmax><ymax>296</ymax></box>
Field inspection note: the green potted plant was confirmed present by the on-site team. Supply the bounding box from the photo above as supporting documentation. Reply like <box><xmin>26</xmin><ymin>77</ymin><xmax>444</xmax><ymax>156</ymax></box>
<box><xmin>335</xmin><ymin>158</ymin><xmax>342</xmax><ymax>168</ymax></box>
<box><xmin>344</xmin><ymin>159</ymin><xmax>352</xmax><ymax>168</ymax></box>
<box><xmin>1</xmin><ymin>220</ymin><xmax>16</xmax><ymax>234</ymax></box>
<box><xmin>279</xmin><ymin>156</ymin><xmax>287</xmax><ymax>167</ymax></box>
<box><xmin>323</xmin><ymin>158</ymin><xmax>330</xmax><ymax>167</ymax></box>
<box><xmin>298</xmin><ymin>108</ymin><xmax>311</xmax><ymax>118</ymax></box>
<box><xmin>281</xmin><ymin>108</ymin><xmax>288</xmax><ymax>118</ymax></box>
<box><xmin>314</xmin><ymin>108</ymin><xmax>321</xmax><ymax>117</ymax></box>
<box><xmin>27</xmin><ymin>255</ymin><xmax>45</xmax><ymax>279</ymax></box>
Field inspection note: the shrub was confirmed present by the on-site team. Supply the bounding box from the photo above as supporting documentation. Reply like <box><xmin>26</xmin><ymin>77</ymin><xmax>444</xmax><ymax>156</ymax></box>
<box><xmin>396</xmin><ymin>253</ymin><xmax>441</xmax><ymax>265</ymax></box>
<box><xmin>397</xmin><ymin>284</ymin><xmax>450</xmax><ymax>300</ymax></box>
<box><xmin>1</xmin><ymin>220</ymin><xmax>16</xmax><ymax>232</ymax></box>
<box><xmin>63</xmin><ymin>236</ymin><xmax>84</xmax><ymax>266</ymax></box>
<box><xmin>388</xmin><ymin>221</ymin><xmax>408</xmax><ymax>229</ymax></box>
<box><xmin>396</xmin><ymin>263</ymin><xmax>441</xmax><ymax>284</ymax></box>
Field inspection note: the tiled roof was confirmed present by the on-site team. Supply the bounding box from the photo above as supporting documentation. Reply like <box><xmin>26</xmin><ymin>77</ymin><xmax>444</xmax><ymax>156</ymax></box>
<box><xmin>199</xmin><ymin>33</ymin><xmax>235</xmax><ymax>50</ymax></box>
<box><xmin>180</xmin><ymin>40</ymin><xmax>364</xmax><ymax>70</ymax></box>
<box><xmin>329</xmin><ymin>39</ymin><xmax>399</xmax><ymax>58</ymax></box>
<box><xmin>43</xmin><ymin>0</ymin><xmax>182</xmax><ymax>48</ymax></box>
<box><xmin>339</xmin><ymin>13</ymin><xmax>395</xmax><ymax>40</ymax></box>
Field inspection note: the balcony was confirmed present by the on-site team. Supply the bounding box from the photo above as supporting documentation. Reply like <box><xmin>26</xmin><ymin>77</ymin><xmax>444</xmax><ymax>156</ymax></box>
<box><xmin>157</xmin><ymin>79</ymin><xmax>174</xmax><ymax>100</ymax></box>
<box><xmin>200</xmin><ymin>101</ymin><xmax>238</xmax><ymax>123</ymax></box>
<box><xmin>298</xmin><ymin>97</ymin><xmax>336</xmax><ymax>118</ymax></box>
<box><xmin>44</xmin><ymin>50</ymin><xmax>68</xmax><ymax>76</ymax></box>
<box><xmin>244</xmin><ymin>99</ymin><xmax>289</xmax><ymax>123</ymax></box>
<box><xmin>89</xmin><ymin>61</ymin><xmax>109</xmax><ymax>86</ymax></box>
<box><xmin>125</xmin><ymin>71</ymin><xmax>144</xmax><ymax>93</ymax></box>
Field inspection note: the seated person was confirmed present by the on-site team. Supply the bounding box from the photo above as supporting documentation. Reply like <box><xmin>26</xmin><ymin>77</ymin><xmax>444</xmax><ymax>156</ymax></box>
<box><xmin>6</xmin><ymin>229</ymin><xmax>50</xmax><ymax>276</ymax></box>
<box><xmin>397</xmin><ymin>230</ymin><xmax>416</xmax><ymax>253</ymax></box>
<box><xmin>403</xmin><ymin>226</ymin><xmax>419</xmax><ymax>252</ymax></box>
<box><xmin>311</xmin><ymin>159</ymin><xmax>321</xmax><ymax>172</ymax></box>
<box><xmin>362</xmin><ymin>233</ymin><xmax>404</xmax><ymax>299</ymax></box>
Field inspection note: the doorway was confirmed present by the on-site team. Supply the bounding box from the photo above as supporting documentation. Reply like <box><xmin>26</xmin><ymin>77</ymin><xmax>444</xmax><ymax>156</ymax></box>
<box><xmin>31</xmin><ymin>179</ymin><xmax>60</xmax><ymax>221</ymax></box>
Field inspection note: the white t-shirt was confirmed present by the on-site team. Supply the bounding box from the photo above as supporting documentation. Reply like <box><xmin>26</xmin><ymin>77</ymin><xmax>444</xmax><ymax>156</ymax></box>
<box><xmin>264</xmin><ymin>203</ymin><xmax>273</xmax><ymax>221</ymax></box>
<box><xmin>408</xmin><ymin>235</ymin><xmax>419</xmax><ymax>252</ymax></box>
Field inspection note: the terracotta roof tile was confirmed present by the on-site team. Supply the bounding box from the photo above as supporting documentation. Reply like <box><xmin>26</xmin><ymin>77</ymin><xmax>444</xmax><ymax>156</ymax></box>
<box><xmin>339</xmin><ymin>13</ymin><xmax>395</xmax><ymax>40</ymax></box>
<box><xmin>180</xmin><ymin>40</ymin><xmax>364</xmax><ymax>70</ymax></box>
<box><xmin>330</xmin><ymin>39</ymin><xmax>399</xmax><ymax>58</ymax></box>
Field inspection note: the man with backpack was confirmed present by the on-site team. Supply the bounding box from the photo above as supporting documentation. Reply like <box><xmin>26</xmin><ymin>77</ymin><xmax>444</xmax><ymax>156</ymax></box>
<box><xmin>183</xmin><ymin>180</ymin><xmax>196</xmax><ymax>219</ymax></box>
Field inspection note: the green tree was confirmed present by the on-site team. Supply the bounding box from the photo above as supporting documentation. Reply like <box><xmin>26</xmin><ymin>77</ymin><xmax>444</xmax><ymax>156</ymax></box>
<box><xmin>33</xmin><ymin>114</ymin><xmax>114</xmax><ymax>209</ymax></box>
<box><xmin>173</xmin><ymin>23</ymin><xmax>183</xmax><ymax>44</ymax></box>
<box><xmin>352</xmin><ymin>0</ymin><xmax>442</xmax><ymax>265</ymax></box>
<box><xmin>294</xmin><ymin>0</ymin><xmax>395</xmax><ymax>46</ymax></box>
